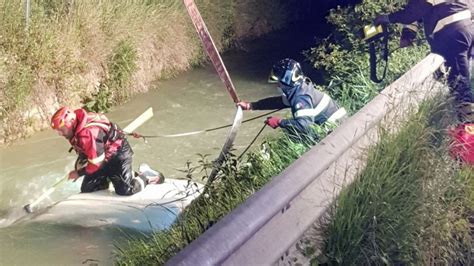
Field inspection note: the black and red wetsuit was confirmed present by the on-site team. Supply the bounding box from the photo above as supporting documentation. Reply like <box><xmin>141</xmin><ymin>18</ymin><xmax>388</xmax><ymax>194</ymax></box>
<box><xmin>70</xmin><ymin>109</ymin><xmax>136</xmax><ymax>195</ymax></box>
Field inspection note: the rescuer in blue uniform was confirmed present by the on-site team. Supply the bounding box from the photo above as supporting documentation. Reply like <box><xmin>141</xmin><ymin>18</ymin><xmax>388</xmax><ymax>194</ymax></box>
<box><xmin>238</xmin><ymin>58</ymin><xmax>347</xmax><ymax>143</ymax></box>
<box><xmin>375</xmin><ymin>0</ymin><xmax>473</xmax><ymax>122</ymax></box>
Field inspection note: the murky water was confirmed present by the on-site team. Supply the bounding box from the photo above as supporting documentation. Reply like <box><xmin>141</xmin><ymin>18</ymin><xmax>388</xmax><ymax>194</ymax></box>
<box><xmin>0</xmin><ymin>24</ymin><xmax>322</xmax><ymax>265</ymax></box>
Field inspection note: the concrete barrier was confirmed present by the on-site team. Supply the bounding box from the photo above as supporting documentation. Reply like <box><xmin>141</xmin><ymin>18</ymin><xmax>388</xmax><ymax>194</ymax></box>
<box><xmin>166</xmin><ymin>54</ymin><xmax>446</xmax><ymax>266</ymax></box>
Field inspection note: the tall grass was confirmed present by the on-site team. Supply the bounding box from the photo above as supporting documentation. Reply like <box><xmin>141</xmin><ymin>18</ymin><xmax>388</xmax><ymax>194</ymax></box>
<box><xmin>83</xmin><ymin>39</ymin><xmax>138</xmax><ymax>113</ymax></box>
<box><xmin>0</xmin><ymin>0</ymin><xmax>190</xmax><ymax>139</ymax></box>
<box><xmin>314</xmin><ymin>44</ymin><xmax>429</xmax><ymax>114</ymax></box>
<box><xmin>314</xmin><ymin>99</ymin><xmax>472</xmax><ymax>265</ymax></box>
<box><xmin>0</xmin><ymin>0</ymin><xmax>290</xmax><ymax>143</ymax></box>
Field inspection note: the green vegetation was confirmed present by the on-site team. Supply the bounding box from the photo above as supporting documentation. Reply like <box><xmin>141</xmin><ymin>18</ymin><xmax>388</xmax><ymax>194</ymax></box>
<box><xmin>0</xmin><ymin>0</ymin><xmax>290</xmax><ymax>143</ymax></box>
<box><xmin>84</xmin><ymin>39</ymin><xmax>137</xmax><ymax>113</ymax></box>
<box><xmin>314</xmin><ymin>99</ymin><xmax>472</xmax><ymax>265</ymax></box>
<box><xmin>115</xmin><ymin>131</ymin><xmax>323</xmax><ymax>265</ymax></box>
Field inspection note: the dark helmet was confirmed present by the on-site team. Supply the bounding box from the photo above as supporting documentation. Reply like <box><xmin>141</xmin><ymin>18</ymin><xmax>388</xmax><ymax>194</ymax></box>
<box><xmin>268</xmin><ymin>58</ymin><xmax>304</xmax><ymax>86</ymax></box>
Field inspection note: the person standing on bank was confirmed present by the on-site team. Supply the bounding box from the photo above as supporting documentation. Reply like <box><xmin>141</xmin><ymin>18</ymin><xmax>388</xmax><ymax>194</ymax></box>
<box><xmin>374</xmin><ymin>0</ymin><xmax>473</xmax><ymax>122</ymax></box>
<box><xmin>50</xmin><ymin>107</ymin><xmax>162</xmax><ymax>195</ymax></box>
<box><xmin>237</xmin><ymin>58</ymin><xmax>347</xmax><ymax>143</ymax></box>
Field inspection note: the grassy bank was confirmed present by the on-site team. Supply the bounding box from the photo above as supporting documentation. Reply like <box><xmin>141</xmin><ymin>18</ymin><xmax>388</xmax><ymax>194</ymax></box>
<box><xmin>311</xmin><ymin>100</ymin><xmax>473</xmax><ymax>265</ymax></box>
<box><xmin>0</xmin><ymin>0</ymin><xmax>290</xmax><ymax>144</ymax></box>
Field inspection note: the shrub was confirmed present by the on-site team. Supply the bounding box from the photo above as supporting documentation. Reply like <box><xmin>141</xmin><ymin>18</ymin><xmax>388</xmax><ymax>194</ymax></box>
<box><xmin>305</xmin><ymin>0</ymin><xmax>429</xmax><ymax>113</ymax></box>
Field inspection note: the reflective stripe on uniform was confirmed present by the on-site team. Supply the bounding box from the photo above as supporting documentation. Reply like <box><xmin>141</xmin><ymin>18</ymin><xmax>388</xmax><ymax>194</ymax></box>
<box><xmin>282</xmin><ymin>94</ymin><xmax>290</xmax><ymax>106</ymax></box>
<box><xmin>403</xmin><ymin>23</ymin><xmax>418</xmax><ymax>32</ymax></box>
<box><xmin>432</xmin><ymin>10</ymin><xmax>472</xmax><ymax>34</ymax></box>
<box><xmin>84</xmin><ymin>122</ymin><xmax>110</xmax><ymax>131</ymax></box>
<box><xmin>426</xmin><ymin>0</ymin><xmax>446</xmax><ymax>6</ymax></box>
<box><xmin>294</xmin><ymin>94</ymin><xmax>331</xmax><ymax>118</ymax></box>
<box><xmin>88</xmin><ymin>153</ymin><xmax>105</xmax><ymax>165</ymax></box>
<box><xmin>327</xmin><ymin>107</ymin><xmax>347</xmax><ymax>123</ymax></box>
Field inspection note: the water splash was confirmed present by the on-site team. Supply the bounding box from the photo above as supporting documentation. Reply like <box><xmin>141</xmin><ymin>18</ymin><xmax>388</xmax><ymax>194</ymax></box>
<box><xmin>0</xmin><ymin>168</ymin><xmax>79</xmax><ymax>228</ymax></box>
<box><xmin>0</xmin><ymin>207</ymin><xmax>30</xmax><ymax>228</ymax></box>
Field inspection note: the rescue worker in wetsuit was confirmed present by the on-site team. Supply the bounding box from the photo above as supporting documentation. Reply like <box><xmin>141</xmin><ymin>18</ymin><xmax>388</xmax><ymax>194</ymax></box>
<box><xmin>50</xmin><ymin>107</ymin><xmax>155</xmax><ymax>195</ymax></box>
<box><xmin>237</xmin><ymin>58</ymin><xmax>347</xmax><ymax>143</ymax></box>
<box><xmin>374</xmin><ymin>0</ymin><xmax>473</xmax><ymax>122</ymax></box>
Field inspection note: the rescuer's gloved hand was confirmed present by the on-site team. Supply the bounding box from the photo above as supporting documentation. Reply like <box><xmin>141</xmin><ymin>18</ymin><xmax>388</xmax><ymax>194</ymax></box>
<box><xmin>399</xmin><ymin>27</ymin><xmax>417</xmax><ymax>48</ymax></box>
<box><xmin>374</xmin><ymin>14</ymin><xmax>390</xmax><ymax>25</ymax></box>
<box><xmin>265</xmin><ymin>116</ymin><xmax>281</xmax><ymax>129</ymax></box>
<box><xmin>237</xmin><ymin>101</ymin><xmax>251</xmax><ymax>111</ymax></box>
<box><xmin>68</xmin><ymin>170</ymin><xmax>80</xmax><ymax>181</ymax></box>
